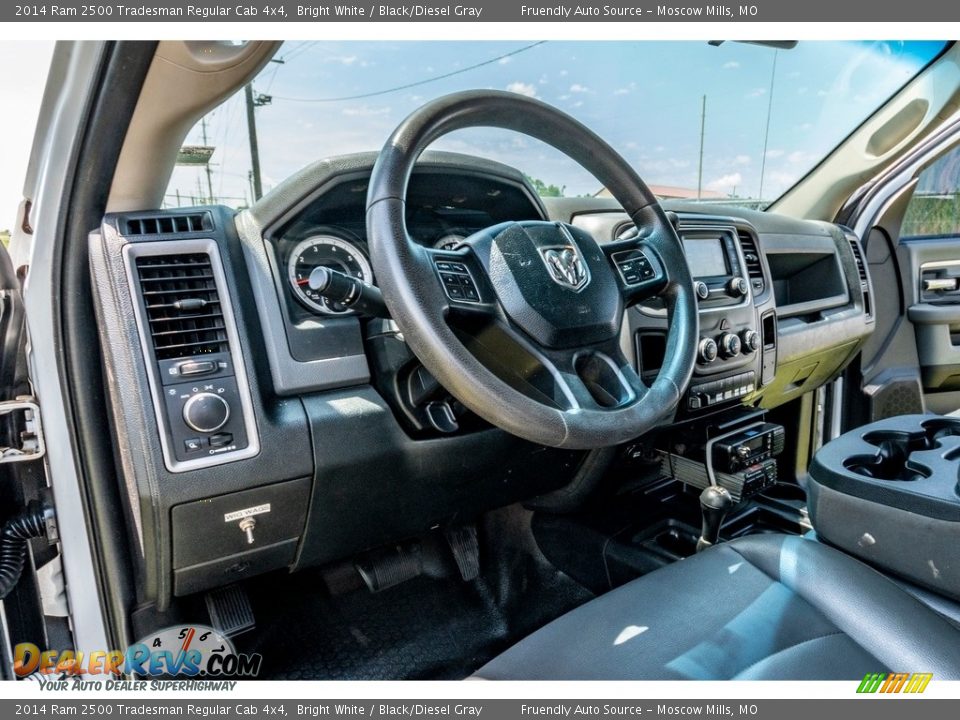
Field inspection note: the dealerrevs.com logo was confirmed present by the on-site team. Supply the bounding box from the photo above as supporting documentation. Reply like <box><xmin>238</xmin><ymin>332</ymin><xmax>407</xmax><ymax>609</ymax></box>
<box><xmin>857</xmin><ymin>672</ymin><xmax>933</xmax><ymax>694</ymax></box>
<box><xmin>14</xmin><ymin>624</ymin><xmax>262</xmax><ymax>680</ymax></box>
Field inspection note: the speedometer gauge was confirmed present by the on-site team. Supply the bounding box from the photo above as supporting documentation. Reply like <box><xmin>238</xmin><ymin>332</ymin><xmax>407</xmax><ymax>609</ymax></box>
<box><xmin>287</xmin><ymin>235</ymin><xmax>373</xmax><ymax>315</ymax></box>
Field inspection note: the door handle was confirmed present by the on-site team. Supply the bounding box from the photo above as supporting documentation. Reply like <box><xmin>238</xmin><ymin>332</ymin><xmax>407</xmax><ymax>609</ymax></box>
<box><xmin>923</xmin><ymin>277</ymin><xmax>958</xmax><ymax>292</ymax></box>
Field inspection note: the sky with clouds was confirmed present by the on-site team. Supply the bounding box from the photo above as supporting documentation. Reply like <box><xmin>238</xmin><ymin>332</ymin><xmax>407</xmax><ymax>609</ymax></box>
<box><xmin>0</xmin><ymin>39</ymin><xmax>944</xmax><ymax>222</ymax></box>
<box><xmin>168</xmin><ymin>40</ymin><xmax>943</xmax><ymax>208</ymax></box>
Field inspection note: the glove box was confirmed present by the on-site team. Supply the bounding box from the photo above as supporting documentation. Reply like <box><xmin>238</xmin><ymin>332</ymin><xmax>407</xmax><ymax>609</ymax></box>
<box><xmin>171</xmin><ymin>476</ymin><xmax>310</xmax><ymax>596</ymax></box>
<box><xmin>808</xmin><ymin>415</ymin><xmax>960</xmax><ymax>597</ymax></box>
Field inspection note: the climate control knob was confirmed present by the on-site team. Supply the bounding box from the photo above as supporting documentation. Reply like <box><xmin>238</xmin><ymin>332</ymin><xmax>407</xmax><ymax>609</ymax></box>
<box><xmin>698</xmin><ymin>337</ymin><xmax>719</xmax><ymax>364</ymax></box>
<box><xmin>727</xmin><ymin>277</ymin><xmax>748</xmax><ymax>297</ymax></box>
<box><xmin>183</xmin><ymin>393</ymin><xmax>230</xmax><ymax>434</ymax></box>
<box><xmin>740</xmin><ymin>329</ymin><xmax>761</xmax><ymax>353</ymax></box>
<box><xmin>718</xmin><ymin>333</ymin><xmax>742</xmax><ymax>359</ymax></box>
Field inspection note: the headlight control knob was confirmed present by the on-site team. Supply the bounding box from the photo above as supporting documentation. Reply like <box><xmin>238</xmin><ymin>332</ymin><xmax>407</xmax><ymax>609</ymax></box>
<box><xmin>740</xmin><ymin>329</ymin><xmax>761</xmax><ymax>353</ymax></box>
<box><xmin>698</xmin><ymin>337</ymin><xmax>719</xmax><ymax>364</ymax></box>
<box><xmin>719</xmin><ymin>333</ymin><xmax>742</xmax><ymax>359</ymax></box>
<box><xmin>183</xmin><ymin>393</ymin><xmax>230</xmax><ymax>434</ymax></box>
<box><xmin>694</xmin><ymin>281</ymin><xmax>710</xmax><ymax>300</ymax></box>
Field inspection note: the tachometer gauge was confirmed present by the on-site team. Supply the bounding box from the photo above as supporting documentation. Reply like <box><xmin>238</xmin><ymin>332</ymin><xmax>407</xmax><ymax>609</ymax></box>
<box><xmin>434</xmin><ymin>232</ymin><xmax>468</xmax><ymax>250</ymax></box>
<box><xmin>288</xmin><ymin>234</ymin><xmax>373</xmax><ymax>315</ymax></box>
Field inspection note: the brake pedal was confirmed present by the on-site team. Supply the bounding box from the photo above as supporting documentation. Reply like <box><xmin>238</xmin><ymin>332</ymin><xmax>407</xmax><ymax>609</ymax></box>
<box><xmin>445</xmin><ymin>525</ymin><xmax>480</xmax><ymax>582</ymax></box>
<box><xmin>205</xmin><ymin>584</ymin><xmax>255</xmax><ymax>639</ymax></box>
<box><xmin>356</xmin><ymin>542</ymin><xmax>423</xmax><ymax>593</ymax></box>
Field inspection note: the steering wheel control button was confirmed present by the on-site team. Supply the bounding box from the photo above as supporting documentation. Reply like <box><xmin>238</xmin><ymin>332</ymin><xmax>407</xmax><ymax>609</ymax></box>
<box><xmin>182</xmin><ymin>392</ymin><xmax>231</xmax><ymax>434</ymax></box>
<box><xmin>698</xmin><ymin>338</ymin><xmax>719</xmax><ymax>364</ymax></box>
<box><xmin>435</xmin><ymin>260</ymin><xmax>481</xmax><ymax>304</ymax></box>
<box><xmin>614</xmin><ymin>250</ymin><xmax>656</xmax><ymax>286</ymax></box>
<box><xmin>695</xmin><ymin>281</ymin><xmax>710</xmax><ymax>300</ymax></box>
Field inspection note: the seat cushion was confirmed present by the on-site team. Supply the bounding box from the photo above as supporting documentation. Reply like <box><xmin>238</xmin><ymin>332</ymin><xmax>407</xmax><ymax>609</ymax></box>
<box><xmin>473</xmin><ymin>534</ymin><xmax>960</xmax><ymax>680</ymax></box>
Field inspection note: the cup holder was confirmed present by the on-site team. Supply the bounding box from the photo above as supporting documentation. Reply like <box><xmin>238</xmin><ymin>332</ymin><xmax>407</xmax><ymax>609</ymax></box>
<box><xmin>841</xmin><ymin>419</ymin><xmax>960</xmax><ymax>482</ymax></box>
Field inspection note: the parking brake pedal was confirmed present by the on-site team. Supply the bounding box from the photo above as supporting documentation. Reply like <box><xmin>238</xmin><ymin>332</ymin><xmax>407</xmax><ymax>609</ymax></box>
<box><xmin>445</xmin><ymin>525</ymin><xmax>480</xmax><ymax>582</ymax></box>
<box><xmin>205</xmin><ymin>584</ymin><xmax>255</xmax><ymax>639</ymax></box>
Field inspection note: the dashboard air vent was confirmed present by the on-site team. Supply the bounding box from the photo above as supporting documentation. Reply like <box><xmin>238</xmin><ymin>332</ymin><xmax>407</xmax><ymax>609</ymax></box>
<box><xmin>846</xmin><ymin>236</ymin><xmax>872</xmax><ymax>318</ymax></box>
<box><xmin>125</xmin><ymin>212</ymin><xmax>211</xmax><ymax>237</ymax></box>
<box><xmin>737</xmin><ymin>230</ymin><xmax>765</xmax><ymax>293</ymax></box>
<box><xmin>849</xmin><ymin>238</ymin><xmax>868</xmax><ymax>284</ymax></box>
<box><xmin>134</xmin><ymin>253</ymin><xmax>229</xmax><ymax>361</ymax></box>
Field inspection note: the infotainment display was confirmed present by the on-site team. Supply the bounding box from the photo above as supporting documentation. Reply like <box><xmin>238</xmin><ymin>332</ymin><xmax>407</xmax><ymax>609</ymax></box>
<box><xmin>682</xmin><ymin>238</ymin><xmax>728</xmax><ymax>277</ymax></box>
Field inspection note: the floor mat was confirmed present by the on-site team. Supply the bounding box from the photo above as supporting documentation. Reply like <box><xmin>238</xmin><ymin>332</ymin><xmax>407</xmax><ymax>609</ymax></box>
<box><xmin>239</xmin><ymin>507</ymin><xmax>593</xmax><ymax>680</ymax></box>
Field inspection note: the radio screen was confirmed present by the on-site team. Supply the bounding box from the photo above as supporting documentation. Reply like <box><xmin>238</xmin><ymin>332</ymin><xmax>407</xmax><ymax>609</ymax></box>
<box><xmin>683</xmin><ymin>238</ymin><xmax>727</xmax><ymax>277</ymax></box>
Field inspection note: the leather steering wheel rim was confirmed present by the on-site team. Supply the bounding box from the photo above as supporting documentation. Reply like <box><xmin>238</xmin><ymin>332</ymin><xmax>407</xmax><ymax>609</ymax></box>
<box><xmin>367</xmin><ymin>90</ymin><xmax>698</xmax><ymax>449</ymax></box>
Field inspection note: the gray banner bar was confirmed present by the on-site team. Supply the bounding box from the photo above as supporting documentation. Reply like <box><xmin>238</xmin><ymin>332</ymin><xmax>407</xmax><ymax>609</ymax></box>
<box><xmin>1</xmin><ymin>700</ymin><xmax>958</xmax><ymax>718</ymax></box>
<box><xmin>5</xmin><ymin>0</ymin><xmax>960</xmax><ymax>22</ymax></box>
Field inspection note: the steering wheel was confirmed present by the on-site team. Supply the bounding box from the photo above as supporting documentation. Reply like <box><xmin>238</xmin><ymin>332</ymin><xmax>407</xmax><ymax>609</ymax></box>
<box><xmin>367</xmin><ymin>90</ymin><xmax>698</xmax><ymax>449</ymax></box>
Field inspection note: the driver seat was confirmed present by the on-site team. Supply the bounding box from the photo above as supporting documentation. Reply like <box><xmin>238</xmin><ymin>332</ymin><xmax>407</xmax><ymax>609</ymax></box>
<box><xmin>473</xmin><ymin>534</ymin><xmax>960</xmax><ymax>680</ymax></box>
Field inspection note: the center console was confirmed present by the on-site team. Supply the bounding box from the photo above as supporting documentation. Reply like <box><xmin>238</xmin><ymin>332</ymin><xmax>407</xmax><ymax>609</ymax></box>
<box><xmin>808</xmin><ymin>415</ymin><xmax>960</xmax><ymax>598</ymax></box>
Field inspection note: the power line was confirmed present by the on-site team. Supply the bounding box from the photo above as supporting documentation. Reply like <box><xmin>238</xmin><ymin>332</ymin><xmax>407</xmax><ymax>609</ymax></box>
<box><xmin>272</xmin><ymin>41</ymin><xmax>547</xmax><ymax>104</ymax></box>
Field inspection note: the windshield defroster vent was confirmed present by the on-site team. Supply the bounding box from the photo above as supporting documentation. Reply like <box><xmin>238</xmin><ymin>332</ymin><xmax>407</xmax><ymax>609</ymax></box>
<box><xmin>737</xmin><ymin>230</ymin><xmax>765</xmax><ymax>294</ymax></box>
<box><xmin>125</xmin><ymin>212</ymin><xmax>212</xmax><ymax>237</ymax></box>
<box><xmin>134</xmin><ymin>253</ymin><xmax>229</xmax><ymax>361</ymax></box>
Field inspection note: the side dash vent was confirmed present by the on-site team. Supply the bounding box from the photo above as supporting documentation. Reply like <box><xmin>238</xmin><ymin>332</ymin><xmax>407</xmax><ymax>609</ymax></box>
<box><xmin>737</xmin><ymin>230</ymin><xmax>765</xmax><ymax>294</ymax></box>
<box><xmin>134</xmin><ymin>253</ymin><xmax>229</xmax><ymax>361</ymax></box>
<box><xmin>847</xmin><ymin>235</ymin><xmax>872</xmax><ymax>319</ymax></box>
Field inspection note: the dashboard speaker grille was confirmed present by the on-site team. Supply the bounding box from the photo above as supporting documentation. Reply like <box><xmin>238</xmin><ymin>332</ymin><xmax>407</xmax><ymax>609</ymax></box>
<box><xmin>737</xmin><ymin>230</ymin><xmax>765</xmax><ymax>293</ymax></box>
<box><xmin>134</xmin><ymin>253</ymin><xmax>229</xmax><ymax>360</ymax></box>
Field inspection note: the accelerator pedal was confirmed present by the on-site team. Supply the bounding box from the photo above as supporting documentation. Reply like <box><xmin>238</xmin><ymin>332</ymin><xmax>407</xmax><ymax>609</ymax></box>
<box><xmin>205</xmin><ymin>584</ymin><xmax>255</xmax><ymax>639</ymax></box>
<box><xmin>445</xmin><ymin>525</ymin><xmax>480</xmax><ymax>582</ymax></box>
<box><xmin>356</xmin><ymin>542</ymin><xmax>424</xmax><ymax>593</ymax></box>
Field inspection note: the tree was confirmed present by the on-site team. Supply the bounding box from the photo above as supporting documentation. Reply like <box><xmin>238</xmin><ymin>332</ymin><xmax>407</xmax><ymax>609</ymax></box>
<box><xmin>525</xmin><ymin>175</ymin><xmax>566</xmax><ymax>198</ymax></box>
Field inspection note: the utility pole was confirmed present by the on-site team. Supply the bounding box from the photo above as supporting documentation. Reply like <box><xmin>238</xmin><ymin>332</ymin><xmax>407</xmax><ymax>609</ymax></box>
<box><xmin>200</xmin><ymin>116</ymin><xmax>215</xmax><ymax>204</ymax></box>
<box><xmin>696</xmin><ymin>94</ymin><xmax>706</xmax><ymax>201</ymax></box>
<box><xmin>758</xmin><ymin>49</ymin><xmax>778</xmax><ymax>205</ymax></box>
<box><xmin>244</xmin><ymin>83</ymin><xmax>264</xmax><ymax>202</ymax></box>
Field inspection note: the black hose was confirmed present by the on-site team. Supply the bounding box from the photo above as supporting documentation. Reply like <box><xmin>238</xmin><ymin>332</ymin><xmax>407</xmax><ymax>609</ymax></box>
<box><xmin>0</xmin><ymin>506</ymin><xmax>47</xmax><ymax>600</ymax></box>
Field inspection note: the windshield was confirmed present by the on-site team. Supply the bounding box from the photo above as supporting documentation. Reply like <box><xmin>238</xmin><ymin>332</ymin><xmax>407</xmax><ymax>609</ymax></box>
<box><xmin>166</xmin><ymin>40</ymin><xmax>946</xmax><ymax>211</ymax></box>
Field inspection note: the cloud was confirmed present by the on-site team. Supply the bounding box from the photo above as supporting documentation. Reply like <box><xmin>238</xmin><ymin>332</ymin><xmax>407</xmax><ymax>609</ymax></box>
<box><xmin>613</xmin><ymin>82</ymin><xmax>636</xmax><ymax>96</ymax></box>
<box><xmin>498</xmin><ymin>56</ymin><xmax>512</xmax><ymax>65</ymax></box>
<box><xmin>723</xmin><ymin>61</ymin><xmax>740</xmax><ymax>69</ymax></box>
<box><xmin>570</xmin><ymin>83</ymin><xmax>590</xmax><ymax>93</ymax></box>
<box><xmin>324</xmin><ymin>55</ymin><xmax>359</xmax><ymax>65</ymax></box>
<box><xmin>341</xmin><ymin>105</ymin><xmax>391</xmax><ymax>117</ymax></box>
<box><xmin>747</xmin><ymin>88</ymin><xmax>767</xmax><ymax>98</ymax></box>
<box><xmin>765</xmin><ymin>149</ymin><xmax>785</xmax><ymax>159</ymax></box>
<box><xmin>733</xmin><ymin>154</ymin><xmax>751</xmax><ymax>166</ymax></box>
<box><xmin>707</xmin><ymin>172</ymin><xmax>742</xmax><ymax>192</ymax></box>
<box><xmin>506</xmin><ymin>81</ymin><xmax>538</xmax><ymax>98</ymax></box>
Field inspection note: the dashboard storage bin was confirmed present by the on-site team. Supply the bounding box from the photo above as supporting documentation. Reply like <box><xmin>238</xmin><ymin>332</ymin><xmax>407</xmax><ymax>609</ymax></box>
<box><xmin>808</xmin><ymin>415</ymin><xmax>960</xmax><ymax>597</ymax></box>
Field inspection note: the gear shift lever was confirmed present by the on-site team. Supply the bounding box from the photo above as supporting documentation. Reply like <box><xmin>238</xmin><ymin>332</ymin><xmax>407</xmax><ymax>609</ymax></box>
<box><xmin>696</xmin><ymin>485</ymin><xmax>734</xmax><ymax>552</ymax></box>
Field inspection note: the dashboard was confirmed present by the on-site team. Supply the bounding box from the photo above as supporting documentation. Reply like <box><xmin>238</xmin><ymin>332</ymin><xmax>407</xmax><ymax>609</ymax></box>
<box><xmin>90</xmin><ymin>150</ymin><xmax>876</xmax><ymax>609</ymax></box>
